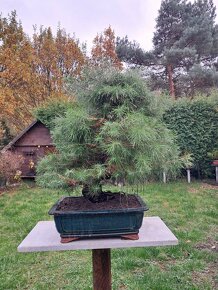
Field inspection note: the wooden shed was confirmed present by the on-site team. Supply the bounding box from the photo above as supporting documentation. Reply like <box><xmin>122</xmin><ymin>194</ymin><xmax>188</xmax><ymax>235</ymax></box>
<box><xmin>2</xmin><ymin>120</ymin><xmax>55</xmax><ymax>178</ymax></box>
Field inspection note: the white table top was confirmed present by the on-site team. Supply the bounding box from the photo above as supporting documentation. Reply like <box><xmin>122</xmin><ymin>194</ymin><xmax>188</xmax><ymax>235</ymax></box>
<box><xmin>18</xmin><ymin>217</ymin><xmax>178</xmax><ymax>252</ymax></box>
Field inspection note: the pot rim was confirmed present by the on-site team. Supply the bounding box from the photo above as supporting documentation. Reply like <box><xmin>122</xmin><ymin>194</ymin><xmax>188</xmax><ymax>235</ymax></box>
<box><xmin>48</xmin><ymin>194</ymin><xmax>149</xmax><ymax>215</ymax></box>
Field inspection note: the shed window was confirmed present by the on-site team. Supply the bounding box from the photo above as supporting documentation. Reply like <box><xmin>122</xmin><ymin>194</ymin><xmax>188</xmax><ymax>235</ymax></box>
<box><xmin>23</xmin><ymin>151</ymin><xmax>35</xmax><ymax>156</ymax></box>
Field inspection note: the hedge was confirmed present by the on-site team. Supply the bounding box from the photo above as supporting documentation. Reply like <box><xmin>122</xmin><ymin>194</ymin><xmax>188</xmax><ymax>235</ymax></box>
<box><xmin>163</xmin><ymin>99</ymin><xmax>218</xmax><ymax>178</ymax></box>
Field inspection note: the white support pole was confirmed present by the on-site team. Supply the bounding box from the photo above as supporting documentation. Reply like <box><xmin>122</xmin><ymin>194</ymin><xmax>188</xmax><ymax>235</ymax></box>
<box><xmin>216</xmin><ymin>167</ymin><xmax>218</xmax><ymax>184</ymax></box>
<box><xmin>163</xmin><ymin>172</ymin><xmax>166</xmax><ymax>183</ymax></box>
<box><xmin>187</xmin><ymin>169</ymin><xmax>191</xmax><ymax>183</ymax></box>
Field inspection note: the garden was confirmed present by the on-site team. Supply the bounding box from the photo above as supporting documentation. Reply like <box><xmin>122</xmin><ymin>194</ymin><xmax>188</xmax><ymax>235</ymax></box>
<box><xmin>1</xmin><ymin>1</ymin><xmax>218</xmax><ymax>289</ymax></box>
<box><xmin>0</xmin><ymin>67</ymin><xmax>217</xmax><ymax>290</ymax></box>
<box><xmin>0</xmin><ymin>181</ymin><xmax>217</xmax><ymax>289</ymax></box>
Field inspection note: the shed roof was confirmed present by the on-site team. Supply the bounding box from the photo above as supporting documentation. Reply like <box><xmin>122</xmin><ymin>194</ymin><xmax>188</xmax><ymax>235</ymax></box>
<box><xmin>1</xmin><ymin>120</ymin><xmax>41</xmax><ymax>152</ymax></box>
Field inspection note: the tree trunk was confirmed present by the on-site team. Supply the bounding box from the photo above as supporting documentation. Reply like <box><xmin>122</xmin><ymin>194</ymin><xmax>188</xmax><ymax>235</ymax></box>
<box><xmin>82</xmin><ymin>183</ymin><xmax>102</xmax><ymax>202</ymax></box>
<box><xmin>167</xmin><ymin>64</ymin><xmax>176</xmax><ymax>99</ymax></box>
<box><xmin>197</xmin><ymin>164</ymin><xmax>201</xmax><ymax>180</ymax></box>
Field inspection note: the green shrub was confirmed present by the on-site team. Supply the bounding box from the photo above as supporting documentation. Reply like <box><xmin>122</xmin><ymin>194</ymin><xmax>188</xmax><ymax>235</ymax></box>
<box><xmin>163</xmin><ymin>98</ymin><xmax>218</xmax><ymax>178</ymax></box>
<box><xmin>34</xmin><ymin>100</ymin><xmax>75</xmax><ymax>129</ymax></box>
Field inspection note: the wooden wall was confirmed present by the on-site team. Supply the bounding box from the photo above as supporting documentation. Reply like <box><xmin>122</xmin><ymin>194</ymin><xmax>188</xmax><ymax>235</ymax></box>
<box><xmin>12</xmin><ymin>122</ymin><xmax>55</xmax><ymax>177</ymax></box>
<box><xmin>15</xmin><ymin>122</ymin><xmax>53</xmax><ymax>146</ymax></box>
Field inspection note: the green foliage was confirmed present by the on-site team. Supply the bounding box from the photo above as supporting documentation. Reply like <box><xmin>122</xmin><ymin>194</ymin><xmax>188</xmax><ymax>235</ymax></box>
<box><xmin>37</xmin><ymin>68</ymin><xmax>182</xmax><ymax>199</ymax></box>
<box><xmin>180</xmin><ymin>153</ymin><xmax>194</xmax><ymax>169</ymax></box>
<box><xmin>163</xmin><ymin>98</ymin><xmax>218</xmax><ymax>177</ymax></box>
<box><xmin>52</xmin><ymin>106</ymin><xmax>92</xmax><ymax>155</ymax></box>
<box><xmin>208</xmin><ymin>149</ymin><xmax>218</xmax><ymax>159</ymax></box>
<box><xmin>0</xmin><ymin>120</ymin><xmax>13</xmax><ymax>150</ymax></box>
<box><xmin>34</xmin><ymin>100</ymin><xmax>74</xmax><ymax>129</ymax></box>
<box><xmin>68</xmin><ymin>65</ymin><xmax>172</xmax><ymax>118</ymax></box>
<box><xmin>68</xmin><ymin>66</ymin><xmax>155</xmax><ymax>117</ymax></box>
<box><xmin>98</xmin><ymin>112</ymin><xmax>181</xmax><ymax>182</ymax></box>
<box><xmin>36</xmin><ymin>154</ymin><xmax>70</xmax><ymax>189</ymax></box>
<box><xmin>207</xmin><ymin>89</ymin><xmax>218</xmax><ymax>106</ymax></box>
<box><xmin>116</xmin><ymin>36</ymin><xmax>154</xmax><ymax>66</ymax></box>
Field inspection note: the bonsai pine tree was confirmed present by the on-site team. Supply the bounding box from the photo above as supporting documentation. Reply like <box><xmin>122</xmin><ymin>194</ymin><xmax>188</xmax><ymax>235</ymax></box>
<box><xmin>37</xmin><ymin>67</ymin><xmax>182</xmax><ymax>202</ymax></box>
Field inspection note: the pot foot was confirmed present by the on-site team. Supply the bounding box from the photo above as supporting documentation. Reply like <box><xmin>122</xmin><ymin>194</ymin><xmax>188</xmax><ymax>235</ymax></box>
<box><xmin>121</xmin><ymin>234</ymin><xmax>139</xmax><ymax>240</ymax></box>
<box><xmin>61</xmin><ymin>237</ymin><xmax>79</xmax><ymax>243</ymax></box>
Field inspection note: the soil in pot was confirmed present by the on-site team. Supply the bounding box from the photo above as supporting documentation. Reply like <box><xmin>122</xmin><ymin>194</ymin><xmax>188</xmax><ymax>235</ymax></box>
<box><xmin>57</xmin><ymin>192</ymin><xmax>142</xmax><ymax>211</ymax></box>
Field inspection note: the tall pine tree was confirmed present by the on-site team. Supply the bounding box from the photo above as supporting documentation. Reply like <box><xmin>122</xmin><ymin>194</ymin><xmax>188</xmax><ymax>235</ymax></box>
<box><xmin>116</xmin><ymin>0</ymin><xmax>218</xmax><ymax>98</ymax></box>
<box><xmin>153</xmin><ymin>0</ymin><xmax>218</xmax><ymax>97</ymax></box>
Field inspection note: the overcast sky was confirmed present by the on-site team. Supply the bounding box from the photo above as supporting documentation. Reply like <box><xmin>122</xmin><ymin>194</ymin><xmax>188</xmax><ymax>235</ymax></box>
<box><xmin>1</xmin><ymin>0</ymin><xmax>218</xmax><ymax>52</ymax></box>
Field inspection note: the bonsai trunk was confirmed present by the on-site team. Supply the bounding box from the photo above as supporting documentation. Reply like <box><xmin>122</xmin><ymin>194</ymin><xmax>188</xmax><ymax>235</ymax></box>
<box><xmin>82</xmin><ymin>180</ymin><xmax>116</xmax><ymax>203</ymax></box>
<box><xmin>82</xmin><ymin>182</ymin><xmax>103</xmax><ymax>202</ymax></box>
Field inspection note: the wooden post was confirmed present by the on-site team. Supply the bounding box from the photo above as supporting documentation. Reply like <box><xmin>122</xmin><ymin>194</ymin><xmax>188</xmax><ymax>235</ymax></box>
<box><xmin>92</xmin><ymin>249</ymin><xmax>111</xmax><ymax>290</ymax></box>
<box><xmin>163</xmin><ymin>172</ymin><xmax>166</xmax><ymax>183</ymax></box>
<box><xmin>187</xmin><ymin>169</ymin><xmax>191</xmax><ymax>183</ymax></box>
<box><xmin>216</xmin><ymin>167</ymin><xmax>218</xmax><ymax>183</ymax></box>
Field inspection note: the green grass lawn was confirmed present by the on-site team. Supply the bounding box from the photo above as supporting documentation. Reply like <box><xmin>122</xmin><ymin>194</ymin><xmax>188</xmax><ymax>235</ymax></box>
<box><xmin>0</xmin><ymin>181</ymin><xmax>217</xmax><ymax>290</ymax></box>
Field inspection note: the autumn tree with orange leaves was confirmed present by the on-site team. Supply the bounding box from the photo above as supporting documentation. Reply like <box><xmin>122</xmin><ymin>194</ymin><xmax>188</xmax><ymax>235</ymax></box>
<box><xmin>33</xmin><ymin>26</ymin><xmax>85</xmax><ymax>97</ymax></box>
<box><xmin>0</xmin><ymin>13</ymin><xmax>121</xmax><ymax>134</ymax></box>
<box><xmin>0</xmin><ymin>11</ymin><xmax>40</xmax><ymax>131</ymax></box>
<box><xmin>0</xmin><ymin>11</ymin><xmax>85</xmax><ymax>132</ymax></box>
<box><xmin>91</xmin><ymin>26</ymin><xmax>122</xmax><ymax>69</ymax></box>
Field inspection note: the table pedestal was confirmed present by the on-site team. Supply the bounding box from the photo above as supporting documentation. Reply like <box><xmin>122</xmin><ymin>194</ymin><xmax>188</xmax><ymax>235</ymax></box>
<box><xmin>92</xmin><ymin>249</ymin><xmax>111</xmax><ymax>290</ymax></box>
<box><xmin>17</xmin><ymin>217</ymin><xmax>178</xmax><ymax>290</ymax></box>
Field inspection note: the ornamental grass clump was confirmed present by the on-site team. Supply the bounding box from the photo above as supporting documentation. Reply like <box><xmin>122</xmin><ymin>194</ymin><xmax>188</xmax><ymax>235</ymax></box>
<box><xmin>37</xmin><ymin>68</ymin><xmax>182</xmax><ymax>202</ymax></box>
